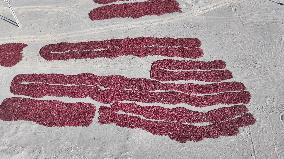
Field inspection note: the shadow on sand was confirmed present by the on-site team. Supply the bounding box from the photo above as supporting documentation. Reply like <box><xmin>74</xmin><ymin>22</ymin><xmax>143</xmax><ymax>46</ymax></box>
<box><xmin>0</xmin><ymin>14</ymin><xmax>19</xmax><ymax>27</ymax></box>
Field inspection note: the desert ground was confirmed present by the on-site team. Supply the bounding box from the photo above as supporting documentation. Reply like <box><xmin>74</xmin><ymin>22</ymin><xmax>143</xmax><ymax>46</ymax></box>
<box><xmin>0</xmin><ymin>0</ymin><xmax>284</xmax><ymax>158</ymax></box>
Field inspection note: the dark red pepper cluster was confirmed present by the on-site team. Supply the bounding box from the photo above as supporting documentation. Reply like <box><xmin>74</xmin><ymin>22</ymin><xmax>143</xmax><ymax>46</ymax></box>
<box><xmin>0</xmin><ymin>37</ymin><xmax>256</xmax><ymax>143</ymax></box>
<box><xmin>151</xmin><ymin>59</ymin><xmax>233</xmax><ymax>82</ymax></box>
<box><xmin>99</xmin><ymin>105</ymin><xmax>255</xmax><ymax>142</ymax></box>
<box><xmin>0</xmin><ymin>43</ymin><xmax>27</xmax><ymax>67</ymax></box>
<box><xmin>0</xmin><ymin>97</ymin><xmax>96</xmax><ymax>127</ymax></box>
<box><xmin>89</xmin><ymin>0</ymin><xmax>181</xmax><ymax>20</ymax></box>
<box><xmin>10</xmin><ymin>73</ymin><xmax>250</xmax><ymax>106</ymax></box>
<box><xmin>94</xmin><ymin>0</ymin><xmax>131</xmax><ymax>4</ymax></box>
<box><xmin>104</xmin><ymin>102</ymin><xmax>250</xmax><ymax>123</ymax></box>
<box><xmin>39</xmin><ymin>37</ymin><xmax>202</xmax><ymax>60</ymax></box>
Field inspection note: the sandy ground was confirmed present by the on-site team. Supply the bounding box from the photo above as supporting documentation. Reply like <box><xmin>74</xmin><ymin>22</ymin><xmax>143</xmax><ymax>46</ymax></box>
<box><xmin>0</xmin><ymin>0</ymin><xmax>284</xmax><ymax>158</ymax></box>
